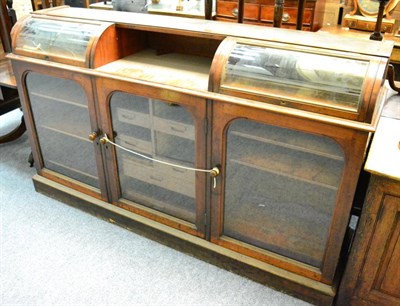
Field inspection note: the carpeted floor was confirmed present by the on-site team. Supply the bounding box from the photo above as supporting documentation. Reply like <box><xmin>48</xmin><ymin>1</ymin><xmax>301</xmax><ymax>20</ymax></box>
<box><xmin>1</xmin><ymin>109</ymin><xmax>311</xmax><ymax>306</ymax></box>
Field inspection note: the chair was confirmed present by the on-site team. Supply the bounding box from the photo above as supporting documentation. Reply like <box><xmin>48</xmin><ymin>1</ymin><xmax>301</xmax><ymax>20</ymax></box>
<box><xmin>0</xmin><ymin>0</ymin><xmax>26</xmax><ymax>144</ymax></box>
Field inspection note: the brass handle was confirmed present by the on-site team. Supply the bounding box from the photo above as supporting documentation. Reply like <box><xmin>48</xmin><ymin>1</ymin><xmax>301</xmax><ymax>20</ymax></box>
<box><xmin>210</xmin><ymin>166</ymin><xmax>220</xmax><ymax>177</ymax></box>
<box><xmin>282</xmin><ymin>12</ymin><xmax>290</xmax><ymax>22</ymax></box>
<box><xmin>88</xmin><ymin>131</ymin><xmax>98</xmax><ymax>141</ymax></box>
<box><xmin>232</xmin><ymin>7</ymin><xmax>238</xmax><ymax>17</ymax></box>
<box><xmin>99</xmin><ymin>137</ymin><xmax>108</xmax><ymax>145</ymax></box>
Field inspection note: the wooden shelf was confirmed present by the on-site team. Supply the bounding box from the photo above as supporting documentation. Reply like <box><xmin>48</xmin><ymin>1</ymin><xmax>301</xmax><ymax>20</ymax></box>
<box><xmin>122</xmin><ymin>176</ymin><xmax>196</xmax><ymax>223</ymax></box>
<box><xmin>47</xmin><ymin>159</ymin><xmax>98</xmax><ymax>181</ymax></box>
<box><xmin>40</xmin><ymin>125</ymin><xmax>90</xmax><ymax>142</ymax></box>
<box><xmin>231</xmin><ymin>158</ymin><xmax>339</xmax><ymax>190</ymax></box>
<box><xmin>231</xmin><ymin>131</ymin><xmax>344</xmax><ymax>161</ymax></box>
<box><xmin>97</xmin><ymin>49</ymin><xmax>212</xmax><ymax>91</ymax></box>
<box><xmin>30</xmin><ymin>91</ymin><xmax>88</xmax><ymax>109</ymax></box>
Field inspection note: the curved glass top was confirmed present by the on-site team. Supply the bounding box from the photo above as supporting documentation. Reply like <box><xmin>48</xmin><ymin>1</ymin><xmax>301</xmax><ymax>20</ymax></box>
<box><xmin>221</xmin><ymin>43</ymin><xmax>370</xmax><ymax>113</ymax></box>
<box><xmin>15</xmin><ymin>18</ymin><xmax>103</xmax><ymax>62</ymax></box>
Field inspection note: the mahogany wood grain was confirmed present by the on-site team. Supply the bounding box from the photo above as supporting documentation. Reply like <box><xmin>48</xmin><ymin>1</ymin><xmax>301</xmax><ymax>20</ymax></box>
<box><xmin>337</xmin><ymin>176</ymin><xmax>400</xmax><ymax>305</ymax></box>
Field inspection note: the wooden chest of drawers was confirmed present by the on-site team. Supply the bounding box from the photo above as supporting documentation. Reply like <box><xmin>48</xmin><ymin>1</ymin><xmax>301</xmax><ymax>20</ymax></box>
<box><xmin>215</xmin><ymin>0</ymin><xmax>326</xmax><ymax>31</ymax></box>
<box><xmin>343</xmin><ymin>14</ymin><xmax>395</xmax><ymax>33</ymax></box>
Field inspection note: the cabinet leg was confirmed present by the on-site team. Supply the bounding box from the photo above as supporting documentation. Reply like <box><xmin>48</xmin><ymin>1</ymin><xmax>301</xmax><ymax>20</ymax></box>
<box><xmin>28</xmin><ymin>151</ymin><xmax>34</xmax><ymax>167</ymax></box>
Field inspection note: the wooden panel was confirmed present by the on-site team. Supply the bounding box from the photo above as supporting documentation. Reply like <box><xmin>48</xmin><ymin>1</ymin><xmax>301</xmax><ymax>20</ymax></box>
<box><xmin>117</xmin><ymin>107</ymin><xmax>151</xmax><ymax>128</ymax></box>
<box><xmin>355</xmin><ymin>194</ymin><xmax>400</xmax><ymax>304</ymax></box>
<box><xmin>153</xmin><ymin>117</ymin><xmax>195</xmax><ymax>140</ymax></box>
<box><xmin>118</xmin><ymin>134</ymin><xmax>153</xmax><ymax>154</ymax></box>
<box><xmin>260</xmin><ymin>6</ymin><xmax>312</xmax><ymax>24</ymax></box>
<box><xmin>337</xmin><ymin>176</ymin><xmax>400</xmax><ymax>305</ymax></box>
<box><xmin>380</xmin><ymin>235</ymin><xmax>400</xmax><ymax>296</ymax></box>
<box><xmin>216</xmin><ymin>1</ymin><xmax>260</xmax><ymax>20</ymax></box>
<box><xmin>121</xmin><ymin>157</ymin><xmax>195</xmax><ymax>198</ymax></box>
<box><xmin>342</xmin><ymin>14</ymin><xmax>395</xmax><ymax>34</ymax></box>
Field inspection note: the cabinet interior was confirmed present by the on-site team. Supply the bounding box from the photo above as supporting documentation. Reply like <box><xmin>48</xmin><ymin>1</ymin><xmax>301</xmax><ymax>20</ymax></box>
<box><xmin>110</xmin><ymin>92</ymin><xmax>198</xmax><ymax>224</ymax></box>
<box><xmin>98</xmin><ymin>28</ymin><xmax>223</xmax><ymax>91</ymax></box>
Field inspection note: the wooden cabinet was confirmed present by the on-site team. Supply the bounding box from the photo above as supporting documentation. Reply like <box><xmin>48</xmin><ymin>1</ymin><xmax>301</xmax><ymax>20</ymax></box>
<box><xmin>337</xmin><ymin>176</ymin><xmax>400</xmax><ymax>305</ymax></box>
<box><xmin>215</xmin><ymin>0</ymin><xmax>326</xmax><ymax>31</ymax></box>
<box><xmin>9</xmin><ymin>7</ymin><xmax>394</xmax><ymax>305</ymax></box>
<box><xmin>336</xmin><ymin>103</ymin><xmax>400</xmax><ymax>305</ymax></box>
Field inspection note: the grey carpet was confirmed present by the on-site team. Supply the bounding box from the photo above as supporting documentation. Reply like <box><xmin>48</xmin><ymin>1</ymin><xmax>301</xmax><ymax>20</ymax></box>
<box><xmin>1</xmin><ymin>109</ymin><xmax>311</xmax><ymax>306</ymax></box>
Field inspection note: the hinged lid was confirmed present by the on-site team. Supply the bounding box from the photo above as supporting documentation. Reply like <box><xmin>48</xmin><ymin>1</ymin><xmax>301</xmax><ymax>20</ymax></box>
<box><xmin>11</xmin><ymin>15</ymin><xmax>116</xmax><ymax>68</ymax></box>
<box><xmin>209</xmin><ymin>37</ymin><xmax>390</xmax><ymax>122</ymax></box>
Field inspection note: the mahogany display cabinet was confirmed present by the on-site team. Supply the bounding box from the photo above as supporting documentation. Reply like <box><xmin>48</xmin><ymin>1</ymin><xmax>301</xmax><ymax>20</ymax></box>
<box><xmin>9</xmin><ymin>7</ymin><xmax>394</xmax><ymax>305</ymax></box>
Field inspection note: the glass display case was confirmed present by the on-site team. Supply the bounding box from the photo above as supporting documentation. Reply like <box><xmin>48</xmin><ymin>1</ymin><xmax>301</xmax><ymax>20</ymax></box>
<box><xmin>12</xmin><ymin>16</ymin><xmax>115</xmax><ymax>67</ymax></box>
<box><xmin>8</xmin><ymin>7</ymin><xmax>394</xmax><ymax>305</ymax></box>
<box><xmin>210</xmin><ymin>37</ymin><xmax>388</xmax><ymax>122</ymax></box>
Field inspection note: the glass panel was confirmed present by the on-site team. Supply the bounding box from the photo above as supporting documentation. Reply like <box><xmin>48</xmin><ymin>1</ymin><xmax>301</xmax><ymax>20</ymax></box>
<box><xmin>15</xmin><ymin>18</ymin><xmax>102</xmax><ymax>61</ymax></box>
<box><xmin>26</xmin><ymin>72</ymin><xmax>99</xmax><ymax>188</ymax></box>
<box><xmin>223</xmin><ymin>119</ymin><xmax>345</xmax><ymax>268</ymax></box>
<box><xmin>110</xmin><ymin>93</ymin><xmax>196</xmax><ymax>223</ymax></box>
<box><xmin>222</xmin><ymin>43</ymin><xmax>369</xmax><ymax>112</ymax></box>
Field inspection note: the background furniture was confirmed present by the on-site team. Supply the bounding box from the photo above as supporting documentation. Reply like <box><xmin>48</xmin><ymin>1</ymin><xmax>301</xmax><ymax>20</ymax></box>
<box><xmin>0</xmin><ymin>0</ymin><xmax>25</xmax><ymax>144</ymax></box>
<box><xmin>215</xmin><ymin>0</ymin><xmax>326</xmax><ymax>31</ymax></box>
<box><xmin>336</xmin><ymin>90</ymin><xmax>400</xmax><ymax>305</ymax></box>
<box><xmin>319</xmin><ymin>25</ymin><xmax>400</xmax><ymax>79</ymax></box>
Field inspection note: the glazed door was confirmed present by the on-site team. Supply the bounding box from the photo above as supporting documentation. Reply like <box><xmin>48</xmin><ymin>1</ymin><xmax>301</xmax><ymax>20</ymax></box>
<box><xmin>210</xmin><ymin>101</ymin><xmax>369</xmax><ymax>284</ymax></box>
<box><xmin>21</xmin><ymin>68</ymin><xmax>107</xmax><ymax>200</ymax></box>
<box><xmin>96</xmin><ymin>78</ymin><xmax>209</xmax><ymax>238</ymax></box>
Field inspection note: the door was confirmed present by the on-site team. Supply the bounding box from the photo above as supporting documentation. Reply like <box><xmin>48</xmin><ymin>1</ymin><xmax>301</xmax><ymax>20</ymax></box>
<box><xmin>20</xmin><ymin>66</ymin><xmax>108</xmax><ymax>200</ymax></box>
<box><xmin>96</xmin><ymin>77</ymin><xmax>209</xmax><ymax>238</ymax></box>
<box><xmin>210</xmin><ymin>100</ymin><xmax>369</xmax><ymax>284</ymax></box>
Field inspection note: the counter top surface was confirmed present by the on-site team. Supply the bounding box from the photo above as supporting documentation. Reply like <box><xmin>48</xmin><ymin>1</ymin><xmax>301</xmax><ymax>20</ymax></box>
<box><xmin>365</xmin><ymin>86</ymin><xmax>400</xmax><ymax>180</ymax></box>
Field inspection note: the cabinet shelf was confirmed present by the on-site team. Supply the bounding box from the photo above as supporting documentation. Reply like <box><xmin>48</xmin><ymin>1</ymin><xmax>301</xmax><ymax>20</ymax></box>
<box><xmin>224</xmin><ymin>174</ymin><xmax>333</xmax><ymax>267</ymax></box>
<box><xmin>41</xmin><ymin>125</ymin><xmax>91</xmax><ymax>143</ymax></box>
<box><xmin>97</xmin><ymin>49</ymin><xmax>212</xmax><ymax>91</ymax></box>
<box><xmin>47</xmin><ymin>159</ymin><xmax>98</xmax><ymax>181</ymax></box>
<box><xmin>122</xmin><ymin>176</ymin><xmax>196</xmax><ymax>223</ymax></box>
<box><xmin>121</xmin><ymin>155</ymin><xmax>195</xmax><ymax>198</ymax></box>
<box><xmin>122</xmin><ymin>185</ymin><xmax>195</xmax><ymax>224</ymax></box>
<box><xmin>30</xmin><ymin>91</ymin><xmax>89</xmax><ymax>109</ymax></box>
<box><xmin>231</xmin><ymin>131</ymin><xmax>344</xmax><ymax>161</ymax></box>
<box><xmin>231</xmin><ymin>158</ymin><xmax>338</xmax><ymax>190</ymax></box>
